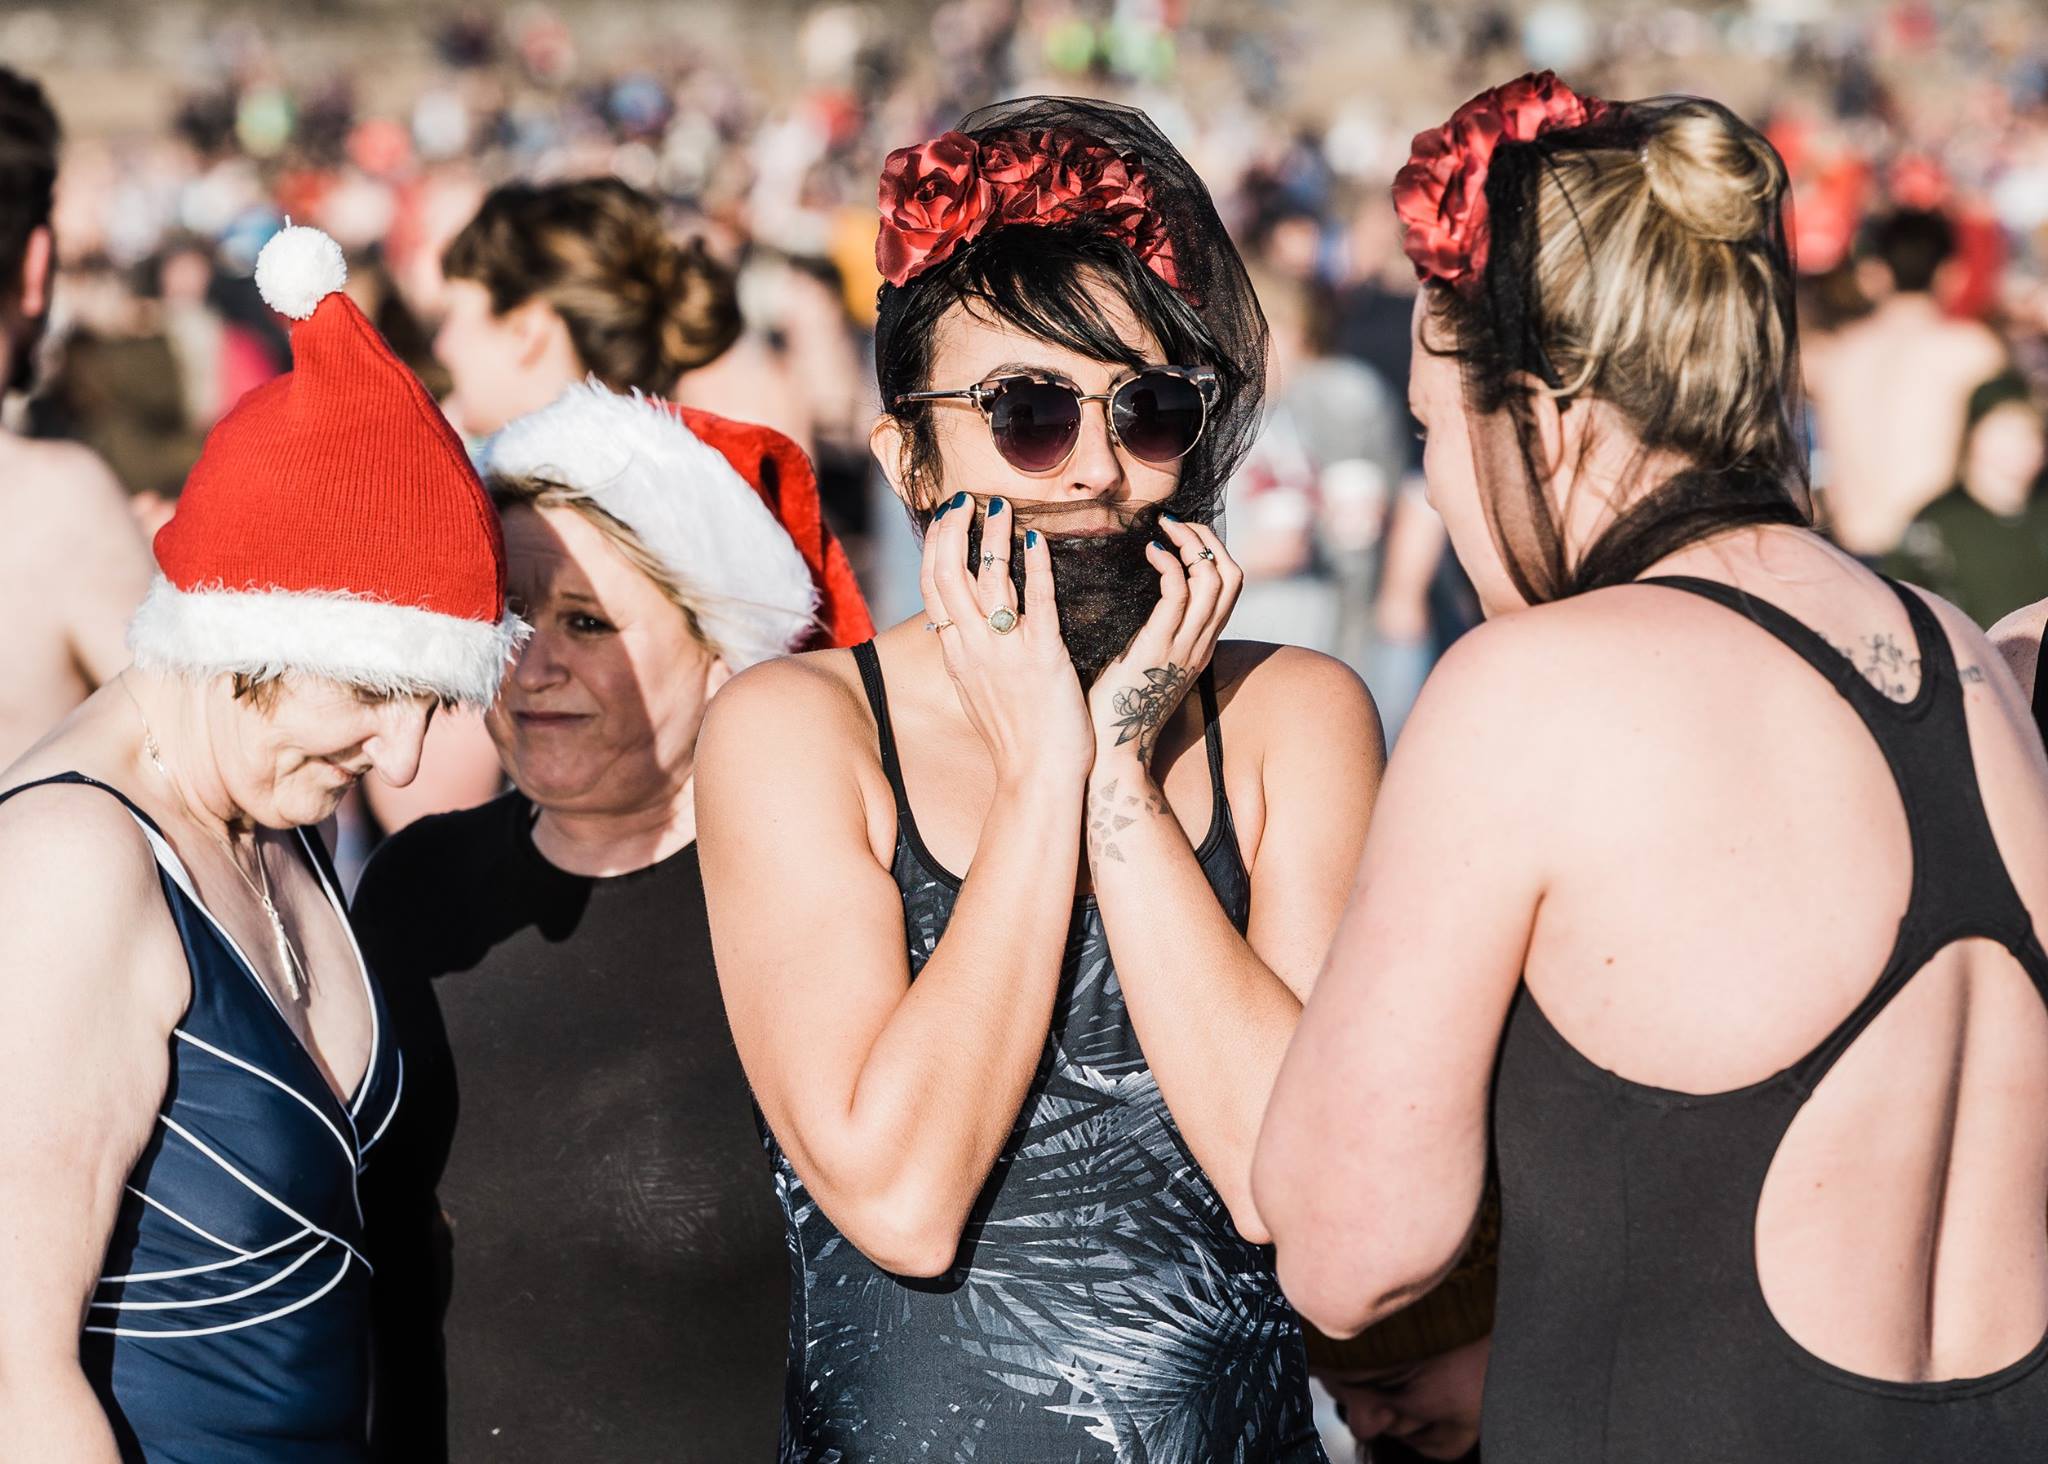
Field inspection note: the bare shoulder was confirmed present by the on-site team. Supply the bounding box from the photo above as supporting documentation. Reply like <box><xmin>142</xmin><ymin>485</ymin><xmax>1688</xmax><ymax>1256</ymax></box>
<box><xmin>1403</xmin><ymin>586</ymin><xmax>1718</xmax><ymax>748</ymax></box>
<box><xmin>1211</xmin><ymin>640</ymin><xmax>1380</xmax><ymax>729</ymax></box>
<box><xmin>700</xmin><ymin>646</ymin><xmax>873</xmax><ymax>767</ymax></box>
<box><xmin>1948</xmin><ymin>314</ymin><xmax>2009</xmax><ymax>370</ymax></box>
<box><xmin>0</xmin><ymin>436</ymin><xmax>140</xmax><ymax>558</ymax></box>
<box><xmin>0</xmin><ymin>436</ymin><xmax>126</xmax><ymax>511</ymax></box>
<box><xmin>0</xmin><ymin>778</ymin><xmax>176</xmax><ymax>1016</ymax></box>
<box><xmin>1990</xmin><ymin>599</ymin><xmax>2048</xmax><ymax>704</ymax></box>
<box><xmin>696</xmin><ymin>646</ymin><xmax>887</xmax><ymax>838</ymax></box>
<box><xmin>0</xmin><ymin>777</ymin><xmax>161</xmax><ymax>906</ymax></box>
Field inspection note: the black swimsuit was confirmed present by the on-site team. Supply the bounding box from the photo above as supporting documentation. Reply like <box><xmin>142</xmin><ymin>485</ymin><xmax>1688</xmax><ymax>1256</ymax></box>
<box><xmin>1484</xmin><ymin>577</ymin><xmax>2048</xmax><ymax>1462</ymax></box>
<box><xmin>760</xmin><ymin>643</ymin><xmax>1324</xmax><ymax>1462</ymax></box>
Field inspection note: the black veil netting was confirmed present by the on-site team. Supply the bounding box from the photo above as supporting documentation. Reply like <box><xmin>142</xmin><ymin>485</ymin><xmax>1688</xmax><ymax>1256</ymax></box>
<box><xmin>1441</xmin><ymin>102</ymin><xmax>1809</xmax><ymax>606</ymax></box>
<box><xmin>874</xmin><ymin>95</ymin><xmax>1268</xmax><ymax>527</ymax></box>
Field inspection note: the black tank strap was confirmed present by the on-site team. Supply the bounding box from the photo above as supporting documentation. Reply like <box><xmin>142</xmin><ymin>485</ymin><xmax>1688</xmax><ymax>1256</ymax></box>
<box><xmin>1643</xmin><ymin>575</ymin><xmax>2040</xmax><ymax>1085</ymax></box>
<box><xmin>2034</xmin><ymin>633</ymin><xmax>2048</xmax><ymax>750</ymax></box>
<box><xmin>1197</xmin><ymin>667</ymin><xmax>1227</xmax><ymax>830</ymax></box>
<box><xmin>0</xmin><ymin>770</ymin><xmax>165</xmax><ymax>832</ymax></box>
<box><xmin>853</xmin><ymin>641</ymin><xmax>1229</xmax><ymax>832</ymax></box>
<box><xmin>850</xmin><ymin>641</ymin><xmax>915</xmax><ymax>825</ymax></box>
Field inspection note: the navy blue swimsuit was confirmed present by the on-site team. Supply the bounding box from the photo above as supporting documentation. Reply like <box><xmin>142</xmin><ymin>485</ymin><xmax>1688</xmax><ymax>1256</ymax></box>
<box><xmin>3</xmin><ymin>773</ymin><xmax>401</xmax><ymax>1463</ymax></box>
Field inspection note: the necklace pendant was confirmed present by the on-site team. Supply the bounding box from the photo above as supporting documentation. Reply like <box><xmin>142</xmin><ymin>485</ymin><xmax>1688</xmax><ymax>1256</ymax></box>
<box><xmin>261</xmin><ymin>899</ymin><xmax>304</xmax><ymax>1001</ymax></box>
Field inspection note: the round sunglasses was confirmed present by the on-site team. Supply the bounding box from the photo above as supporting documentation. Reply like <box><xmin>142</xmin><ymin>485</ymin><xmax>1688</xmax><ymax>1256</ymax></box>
<box><xmin>896</xmin><ymin>366</ymin><xmax>1220</xmax><ymax>474</ymax></box>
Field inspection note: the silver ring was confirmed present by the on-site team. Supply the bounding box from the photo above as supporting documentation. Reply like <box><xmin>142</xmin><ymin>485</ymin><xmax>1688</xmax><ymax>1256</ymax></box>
<box><xmin>980</xmin><ymin>554</ymin><xmax>998</xmax><ymax>570</ymax></box>
<box><xmin>924</xmin><ymin>619</ymin><xmax>955</xmax><ymax>633</ymax></box>
<box><xmin>1195</xmin><ymin>548</ymin><xmax>1216</xmax><ymax>562</ymax></box>
<box><xmin>987</xmin><ymin>606</ymin><xmax>1019</xmax><ymax>634</ymax></box>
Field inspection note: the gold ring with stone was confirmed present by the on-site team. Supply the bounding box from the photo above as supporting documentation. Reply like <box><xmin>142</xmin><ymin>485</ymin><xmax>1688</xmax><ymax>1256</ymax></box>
<box><xmin>987</xmin><ymin>606</ymin><xmax>1019</xmax><ymax>634</ymax></box>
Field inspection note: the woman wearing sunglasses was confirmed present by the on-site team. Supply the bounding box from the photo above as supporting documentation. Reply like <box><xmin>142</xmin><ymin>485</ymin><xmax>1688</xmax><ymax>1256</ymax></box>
<box><xmin>697</xmin><ymin>97</ymin><xmax>1382</xmax><ymax>1460</ymax></box>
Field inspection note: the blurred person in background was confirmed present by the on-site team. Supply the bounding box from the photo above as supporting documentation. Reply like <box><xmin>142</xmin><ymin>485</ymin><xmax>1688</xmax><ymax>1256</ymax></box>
<box><xmin>0</xmin><ymin>227</ymin><xmax>516</xmax><ymax>1464</ymax></box>
<box><xmin>1258</xmin><ymin>76</ymin><xmax>2048</xmax><ymax>1461</ymax></box>
<box><xmin>355</xmin><ymin>385</ymin><xmax>869</xmax><ymax>1463</ymax></box>
<box><xmin>700</xmin><ymin>98</ymin><xmax>1380</xmax><ymax>1461</ymax></box>
<box><xmin>372</xmin><ymin>176</ymin><xmax>750</xmax><ymax>834</ymax></box>
<box><xmin>0</xmin><ymin>67</ymin><xmax>153</xmax><ymax>769</ymax></box>
<box><xmin>1805</xmin><ymin>207</ymin><xmax>2007</xmax><ymax>557</ymax></box>
<box><xmin>1883</xmin><ymin>371</ymin><xmax>2048</xmax><ymax>628</ymax></box>
<box><xmin>431</xmin><ymin>176</ymin><xmax>743</xmax><ymax>440</ymax></box>
<box><xmin>1226</xmin><ymin>263</ymin><xmax>1406</xmax><ymax>670</ymax></box>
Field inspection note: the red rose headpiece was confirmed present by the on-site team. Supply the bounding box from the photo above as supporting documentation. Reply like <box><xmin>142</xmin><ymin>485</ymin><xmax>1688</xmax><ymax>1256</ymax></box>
<box><xmin>1394</xmin><ymin>71</ymin><xmax>1614</xmax><ymax>290</ymax></box>
<box><xmin>876</xmin><ymin>125</ymin><xmax>1180</xmax><ymax>292</ymax></box>
<box><xmin>872</xmin><ymin>97</ymin><xmax>1268</xmax><ymax>525</ymax></box>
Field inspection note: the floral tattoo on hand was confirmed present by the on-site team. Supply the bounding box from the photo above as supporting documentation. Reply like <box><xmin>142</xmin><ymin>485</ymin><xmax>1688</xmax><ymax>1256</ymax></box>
<box><xmin>1108</xmin><ymin>663</ymin><xmax>1187</xmax><ymax>761</ymax></box>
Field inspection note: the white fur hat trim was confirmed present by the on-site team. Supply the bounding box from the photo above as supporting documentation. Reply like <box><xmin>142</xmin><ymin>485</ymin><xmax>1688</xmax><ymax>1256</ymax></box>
<box><xmin>480</xmin><ymin>382</ymin><xmax>818</xmax><ymax>669</ymax></box>
<box><xmin>128</xmin><ymin>576</ymin><xmax>526</xmax><ymax>708</ymax></box>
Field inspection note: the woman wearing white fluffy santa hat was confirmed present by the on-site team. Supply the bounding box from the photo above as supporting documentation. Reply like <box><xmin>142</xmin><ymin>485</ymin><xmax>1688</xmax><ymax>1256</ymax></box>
<box><xmin>351</xmin><ymin>382</ymin><xmax>870</xmax><ymax>1461</ymax></box>
<box><xmin>0</xmin><ymin>223</ymin><xmax>520</xmax><ymax>1461</ymax></box>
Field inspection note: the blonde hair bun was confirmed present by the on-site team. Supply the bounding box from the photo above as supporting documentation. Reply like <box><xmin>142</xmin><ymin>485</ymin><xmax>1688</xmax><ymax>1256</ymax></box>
<box><xmin>1639</xmin><ymin>98</ymin><xmax>1787</xmax><ymax>244</ymax></box>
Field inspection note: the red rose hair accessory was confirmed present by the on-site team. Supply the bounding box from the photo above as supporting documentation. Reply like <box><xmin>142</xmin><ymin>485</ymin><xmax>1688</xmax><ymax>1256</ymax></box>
<box><xmin>1394</xmin><ymin>71</ymin><xmax>1613</xmax><ymax>289</ymax></box>
<box><xmin>876</xmin><ymin>126</ymin><xmax>1179</xmax><ymax>291</ymax></box>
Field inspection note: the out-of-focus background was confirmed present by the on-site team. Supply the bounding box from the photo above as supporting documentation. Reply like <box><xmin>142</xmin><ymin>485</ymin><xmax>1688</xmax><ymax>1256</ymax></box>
<box><xmin>14</xmin><ymin>0</ymin><xmax>2048</xmax><ymax>739</ymax></box>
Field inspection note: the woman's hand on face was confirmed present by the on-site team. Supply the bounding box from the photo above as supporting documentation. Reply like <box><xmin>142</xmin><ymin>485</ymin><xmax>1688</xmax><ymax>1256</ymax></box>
<box><xmin>921</xmin><ymin>493</ymin><xmax>1094</xmax><ymax>788</ymax></box>
<box><xmin>1087</xmin><ymin>516</ymin><xmax>1243</xmax><ymax>770</ymax></box>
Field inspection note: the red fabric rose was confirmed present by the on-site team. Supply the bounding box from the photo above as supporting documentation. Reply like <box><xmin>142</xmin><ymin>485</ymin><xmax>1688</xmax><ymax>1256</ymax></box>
<box><xmin>875</xmin><ymin>131</ymin><xmax>997</xmax><ymax>288</ymax></box>
<box><xmin>1393</xmin><ymin>71</ymin><xmax>1612</xmax><ymax>289</ymax></box>
<box><xmin>876</xmin><ymin>125</ymin><xmax>1183</xmax><ymax>293</ymax></box>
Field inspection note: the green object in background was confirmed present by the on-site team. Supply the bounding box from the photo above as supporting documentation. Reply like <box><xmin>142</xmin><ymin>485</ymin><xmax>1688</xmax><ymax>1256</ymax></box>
<box><xmin>235</xmin><ymin>86</ymin><xmax>293</xmax><ymax>158</ymax></box>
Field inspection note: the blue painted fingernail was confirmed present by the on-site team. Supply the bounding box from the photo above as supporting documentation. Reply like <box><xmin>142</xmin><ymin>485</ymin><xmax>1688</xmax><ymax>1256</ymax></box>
<box><xmin>988</xmin><ymin>497</ymin><xmax>1005</xmax><ymax>514</ymax></box>
<box><xmin>1151</xmin><ymin>538</ymin><xmax>1168</xmax><ymax>551</ymax></box>
<box><xmin>950</xmin><ymin>491</ymin><xmax>969</xmax><ymax>510</ymax></box>
<box><xmin>1025</xmin><ymin>530</ymin><xmax>1039</xmax><ymax>548</ymax></box>
<box><xmin>1162</xmin><ymin>510</ymin><xmax>1182</xmax><ymax>522</ymax></box>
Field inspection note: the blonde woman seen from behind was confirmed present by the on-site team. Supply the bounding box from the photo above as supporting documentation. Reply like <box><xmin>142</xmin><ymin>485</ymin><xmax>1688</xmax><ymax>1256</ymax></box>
<box><xmin>1255</xmin><ymin>76</ymin><xmax>2048</xmax><ymax>1462</ymax></box>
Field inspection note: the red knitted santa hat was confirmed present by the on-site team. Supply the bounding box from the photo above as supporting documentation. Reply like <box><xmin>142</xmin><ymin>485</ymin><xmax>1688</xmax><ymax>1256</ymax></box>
<box><xmin>129</xmin><ymin>225</ymin><xmax>522</xmax><ymax>707</ymax></box>
<box><xmin>480</xmin><ymin>386</ymin><xmax>873</xmax><ymax>666</ymax></box>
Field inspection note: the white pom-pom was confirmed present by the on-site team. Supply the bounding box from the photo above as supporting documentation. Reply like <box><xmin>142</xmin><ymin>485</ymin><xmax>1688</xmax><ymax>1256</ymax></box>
<box><xmin>255</xmin><ymin>223</ymin><xmax>347</xmax><ymax>321</ymax></box>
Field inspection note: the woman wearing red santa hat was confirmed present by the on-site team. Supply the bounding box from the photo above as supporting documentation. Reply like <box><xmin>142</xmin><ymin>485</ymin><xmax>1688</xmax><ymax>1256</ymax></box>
<box><xmin>0</xmin><ymin>224</ymin><xmax>521</xmax><ymax>1461</ymax></box>
<box><xmin>350</xmin><ymin>382</ymin><xmax>870</xmax><ymax>1463</ymax></box>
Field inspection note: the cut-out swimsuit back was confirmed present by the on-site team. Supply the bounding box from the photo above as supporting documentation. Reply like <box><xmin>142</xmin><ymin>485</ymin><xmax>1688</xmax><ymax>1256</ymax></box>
<box><xmin>1485</xmin><ymin>578</ymin><xmax>2048</xmax><ymax>1462</ymax></box>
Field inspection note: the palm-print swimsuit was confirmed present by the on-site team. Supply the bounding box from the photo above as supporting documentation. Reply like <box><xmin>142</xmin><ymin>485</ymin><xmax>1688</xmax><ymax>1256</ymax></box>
<box><xmin>761</xmin><ymin>643</ymin><xmax>1325</xmax><ymax>1463</ymax></box>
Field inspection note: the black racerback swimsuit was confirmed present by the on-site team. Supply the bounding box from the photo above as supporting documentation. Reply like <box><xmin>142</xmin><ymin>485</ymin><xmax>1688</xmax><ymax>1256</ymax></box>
<box><xmin>2034</xmin><ymin>632</ymin><xmax>2047</xmax><ymax>746</ymax></box>
<box><xmin>1485</xmin><ymin>576</ymin><xmax>2048</xmax><ymax>1462</ymax></box>
<box><xmin>757</xmin><ymin>642</ymin><xmax>1324</xmax><ymax>1462</ymax></box>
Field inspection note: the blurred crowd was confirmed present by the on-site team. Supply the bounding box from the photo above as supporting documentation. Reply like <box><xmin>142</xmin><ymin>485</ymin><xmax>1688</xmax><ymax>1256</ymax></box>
<box><xmin>16</xmin><ymin>0</ymin><xmax>2048</xmax><ymax>732</ymax></box>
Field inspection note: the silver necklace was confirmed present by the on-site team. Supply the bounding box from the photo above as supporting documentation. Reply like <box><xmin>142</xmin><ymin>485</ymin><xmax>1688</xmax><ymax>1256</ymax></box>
<box><xmin>124</xmin><ymin>685</ymin><xmax>308</xmax><ymax>1001</ymax></box>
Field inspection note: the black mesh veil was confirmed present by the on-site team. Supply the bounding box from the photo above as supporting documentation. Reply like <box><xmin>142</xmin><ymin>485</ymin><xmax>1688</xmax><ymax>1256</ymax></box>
<box><xmin>874</xmin><ymin>96</ymin><xmax>1268</xmax><ymax>527</ymax></box>
<box><xmin>1429</xmin><ymin>100</ymin><xmax>1811</xmax><ymax>606</ymax></box>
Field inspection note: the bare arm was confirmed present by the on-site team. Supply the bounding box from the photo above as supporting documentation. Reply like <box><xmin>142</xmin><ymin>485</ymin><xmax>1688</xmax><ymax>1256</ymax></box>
<box><xmin>1990</xmin><ymin>598</ymin><xmax>2047</xmax><ymax>705</ymax></box>
<box><xmin>701</xmin><ymin>502</ymin><xmax>1095</xmax><ymax>1277</ymax></box>
<box><xmin>0</xmin><ymin>792</ymin><xmax>180</xmax><ymax>1459</ymax></box>
<box><xmin>699</xmin><ymin>663</ymin><xmax>1082</xmax><ymax>1276</ymax></box>
<box><xmin>1088</xmin><ymin>643</ymin><xmax>1382</xmax><ymax>1241</ymax></box>
<box><xmin>1253</xmin><ymin>620</ymin><xmax>1544</xmax><ymax>1337</ymax></box>
<box><xmin>49</xmin><ymin>446</ymin><xmax>152</xmax><ymax>686</ymax></box>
